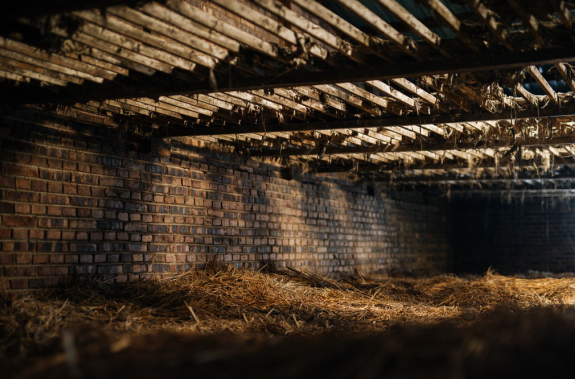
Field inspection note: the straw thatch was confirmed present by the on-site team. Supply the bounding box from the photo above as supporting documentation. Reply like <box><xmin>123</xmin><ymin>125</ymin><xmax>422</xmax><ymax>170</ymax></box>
<box><xmin>3</xmin><ymin>265</ymin><xmax>575</xmax><ymax>378</ymax></box>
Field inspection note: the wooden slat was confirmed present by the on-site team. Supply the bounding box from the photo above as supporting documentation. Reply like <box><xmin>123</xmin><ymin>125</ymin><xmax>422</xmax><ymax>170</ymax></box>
<box><xmin>290</xmin><ymin>0</ymin><xmax>372</xmax><ymax>50</ymax></box>
<box><xmin>140</xmin><ymin>2</ymin><xmax>240</xmax><ymax>53</ymax></box>
<box><xmin>0</xmin><ymin>69</ymin><xmax>28</xmax><ymax>83</ymax></box>
<box><xmin>5</xmin><ymin>47</ymin><xmax>575</xmax><ymax>104</ymax></box>
<box><xmin>249</xmin><ymin>135</ymin><xmax>575</xmax><ymax>157</ymax></box>
<box><xmin>252</xmin><ymin>0</ymin><xmax>364</xmax><ymax>64</ymax></box>
<box><xmin>164</xmin><ymin>105</ymin><xmax>575</xmax><ymax>137</ymax></box>
<box><xmin>89</xmin><ymin>47</ymin><xmax>156</xmax><ymax>76</ymax></box>
<box><xmin>107</xmin><ymin>6</ymin><xmax>229</xmax><ymax>62</ymax></box>
<box><xmin>390</xmin><ymin>78</ymin><xmax>444</xmax><ymax>109</ymax></box>
<box><xmin>373</xmin><ymin>0</ymin><xmax>449</xmax><ymax>57</ymax></box>
<box><xmin>554</xmin><ymin>63</ymin><xmax>575</xmax><ymax>93</ymax></box>
<box><xmin>514</xmin><ymin>83</ymin><xmax>539</xmax><ymax>106</ymax></box>
<box><xmin>526</xmin><ymin>65</ymin><xmax>559</xmax><ymax>104</ymax></box>
<box><xmin>165</xmin><ymin>0</ymin><xmax>281</xmax><ymax>60</ymax></box>
<box><xmin>0</xmin><ymin>55</ymin><xmax>83</xmax><ymax>85</ymax></box>
<box><xmin>366</xmin><ymin>80</ymin><xmax>431</xmax><ymax>114</ymax></box>
<box><xmin>334</xmin><ymin>82</ymin><xmax>395</xmax><ymax>114</ymax></box>
<box><xmin>418</xmin><ymin>0</ymin><xmax>479</xmax><ymax>52</ymax></box>
<box><xmin>314</xmin><ymin>84</ymin><xmax>382</xmax><ymax>116</ymax></box>
<box><xmin>0</xmin><ymin>60</ymin><xmax>68</xmax><ymax>86</ymax></box>
<box><xmin>70</xmin><ymin>14</ymin><xmax>203</xmax><ymax>71</ymax></box>
<box><xmin>464</xmin><ymin>0</ymin><xmax>514</xmax><ymax>51</ymax></box>
<box><xmin>334</xmin><ymin>0</ymin><xmax>420</xmax><ymax>60</ymax></box>
<box><xmin>208</xmin><ymin>0</ymin><xmax>328</xmax><ymax>62</ymax></box>
<box><xmin>506</xmin><ymin>0</ymin><xmax>545</xmax><ymax>47</ymax></box>
<box><xmin>0</xmin><ymin>37</ymin><xmax>111</xmax><ymax>83</ymax></box>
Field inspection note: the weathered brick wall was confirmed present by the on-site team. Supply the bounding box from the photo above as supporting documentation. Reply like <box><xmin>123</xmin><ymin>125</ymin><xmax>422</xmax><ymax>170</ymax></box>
<box><xmin>0</xmin><ymin>111</ymin><xmax>452</xmax><ymax>291</ymax></box>
<box><xmin>452</xmin><ymin>196</ymin><xmax>575</xmax><ymax>274</ymax></box>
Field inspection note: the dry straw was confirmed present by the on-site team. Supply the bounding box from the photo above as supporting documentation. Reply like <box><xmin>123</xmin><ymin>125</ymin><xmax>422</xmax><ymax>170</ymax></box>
<box><xmin>3</xmin><ymin>264</ymin><xmax>575</xmax><ymax>365</ymax></box>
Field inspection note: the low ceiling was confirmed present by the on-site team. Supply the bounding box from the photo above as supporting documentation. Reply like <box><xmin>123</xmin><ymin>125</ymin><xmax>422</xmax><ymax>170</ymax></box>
<box><xmin>1</xmin><ymin>0</ymin><xmax>575</xmax><ymax>192</ymax></box>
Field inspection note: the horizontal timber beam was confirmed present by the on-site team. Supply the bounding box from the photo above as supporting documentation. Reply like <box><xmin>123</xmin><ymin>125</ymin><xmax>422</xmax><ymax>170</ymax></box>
<box><xmin>3</xmin><ymin>47</ymin><xmax>575</xmax><ymax>104</ymax></box>
<box><xmin>387</xmin><ymin>173</ymin><xmax>575</xmax><ymax>184</ymax></box>
<box><xmin>313</xmin><ymin>156</ymin><xmax>575</xmax><ymax>173</ymax></box>
<box><xmin>164</xmin><ymin>105</ymin><xmax>575</xmax><ymax>137</ymax></box>
<box><xmin>249</xmin><ymin>136</ymin><xmax>575</xmax><ymax>157</ymax></box>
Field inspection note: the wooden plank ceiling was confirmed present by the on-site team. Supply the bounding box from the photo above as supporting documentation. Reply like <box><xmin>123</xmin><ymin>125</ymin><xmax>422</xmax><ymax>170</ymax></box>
<box><xmin>1</xmin><ymin>0</ymin><xmax>575</xmax><ymax>191</ymax></box>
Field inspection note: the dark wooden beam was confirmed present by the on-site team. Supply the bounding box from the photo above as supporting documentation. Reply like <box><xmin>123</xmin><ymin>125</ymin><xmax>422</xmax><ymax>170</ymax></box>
<box><xmin>314</xmin><ymin>156</ymin><xmax>575</xmax><ymax>173</ymax></box>
<box><xmin>249</xmin><ymin>136</ymin><xmax>575</xmax><ymax>157</ymax></box>
<box><xmin>2</xmin><ymin>47</ymin><xmax>575</xmax><ymax>105</ymax></box>
<box><xmin>387</xmin><ymin>173</ymin><xmax>575</xmax><ymax>184</ymax></box>
<box><xmin>162</xmin><ymin>105</ymin><xmax>575</xmax><ymax>137</ymax></box>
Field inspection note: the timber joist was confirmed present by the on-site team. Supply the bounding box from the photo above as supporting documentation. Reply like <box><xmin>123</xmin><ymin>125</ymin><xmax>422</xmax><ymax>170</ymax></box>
<box><xmin>1</xmin><ymin>0</ymin><xmax>575</xmax><ymax>190</ymax></box>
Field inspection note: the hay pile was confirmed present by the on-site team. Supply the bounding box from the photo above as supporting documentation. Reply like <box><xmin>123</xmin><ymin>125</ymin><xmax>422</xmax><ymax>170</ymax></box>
<box><xmin>2</xmin><ymin>265</ymin><xmax>575</xmax><ymax>376</ymax></box>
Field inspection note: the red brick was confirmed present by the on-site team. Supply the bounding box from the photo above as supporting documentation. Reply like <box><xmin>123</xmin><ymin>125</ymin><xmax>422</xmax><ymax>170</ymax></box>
<box><xmin>0</xmin><ymin>177</ymin><xmax>16</xmax><ymax>188</ymax></box>
<box><xmin>33</xmin><ymin>254</ymin><xmax>49</xmax><ymax>264</ymax></box>
<box><xmin>0</xmin><ymin>202</ymin><xmax>14</xmax><ymax>214</ymax></box>
<box><xmin>10</xmin><ymin>279</ymin><xmax>28</xmax><ymax>290</ymax></box>
<box><xmin>78</xmin><ymin>185</ymin><xmax>91</xmax><ymax>196</ymax></box>
<box><xmin>15</xmin><ymin>178</ymin><xmax>32</xmax><ymax>190</ymax></box>
<box><xmin>62</xmin><ymin>208</ymin><xmax>76</xmax><ymax>217</ymax></box>
<box><xmin>48</xmin><ymin>182</ymin><xmax>63</xmax><ymax>193</ymax></box>
<box><xmin>63</xmin><ymin>185</ymin><xmax>77</xmax><ymax>195</ymax></box>
<box><xmin>50</xmin><ymin>254</ymin><xmax>65</xmax><ymax>264</ymax></box>
<box><xmin>47</xmin><ymin>206</ymin><xmax>63</xmax><ymax>216</ymax></box>
<box><xmin>4</xmin><ymin>164</ymin><xmax>37</xmax><ymax>178</ymax></box>
<box><xmin>4</xmin><ymin>215</ymin><xmax>37</xmax><ymax>227</ymax></box>
<box><xmin>0</xmin><ymin>253</ymin><xmax>15</xmax><ymax>264</ymax></box>
<box><xmin>47</xmin><ymin>158</ymin><xmax>62</xmax><ymax>169</ymax></box>
<box><xmin>78</xmin><ymin>209</ymin><xmax>91</xmax><ymax>217</ymax></box>
<box><xmin>13</xmin><ymin>229</ymin><xmax>28</xmax><ymax>239</ymax></box>
<box><xmin>46</xmin><ymin>230</ymin><xmax>61</xmax><ymax>239</ymax></box>
<box><xmin>14</xmin><ymin>204</ymin><xmax>31</xmax><ymax>214</ymax></box>
<box><xmin>65</xmin><ymin>255</ymin><xmax>79</xmax><ymax>263</ymax></box>
<box><xmin>30</xmin><ymin>230</ymin><xmax>44</xmax><ymax>239</ymax></box>
<box><xmin>15</xmin><ymin>253</ymin><xmax>33</xmax><ymax>264</ymax></box>
<box><xmin>31</xmin><ymin>205</ymin><xmax>47</xmax><ymax>215</ymax></box>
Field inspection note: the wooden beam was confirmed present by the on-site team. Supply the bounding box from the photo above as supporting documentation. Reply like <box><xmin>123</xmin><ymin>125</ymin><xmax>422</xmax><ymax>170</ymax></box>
<box><xmin>464</xmin><ymin>0</ymin><xmax>514</xmax><ymax>51</ymax></box>
<box><xmin>514</xmin><ymin>83</ymin><xmax>539</xmax><ymax>106</ymax></box>
<box><xmin>162</xmin><ymin>104</ymin><xmax>575</xmax><ymax>137</ymax></box>
<box><xmin>506</xmin><ymin>0</ymin><xmax>545</xmax><ymax>47</ymax></box>
<box><xmin>290</xmin><ymin>0</ymin><xmax>390</xmax><ymax>62</ymax></box>
<box><xmin>139</xmin><ymin>2</ymin><xmax>241</xmax><ymax>53</ymax></box>
<box><xmin>390</xmin><ymin>78</ymin><xmax>445</xmax><ymax>110</ymax></box>
<box><xmin>418</xmin><ymin>0</ymin><xmax>479</xmax><ymax>52</ymax></box>
<box><xmin>334</xmin><ymin>0</ymin><xmax>421</xmax><ymax>60</ymax></box>
<box><xmin>106</xmin><ymin>7</ymin><xmax>230</xmax><ymax>62</ymax></box>
<box><xmin>250</xmin><ymin>0</ymin><xmax>364</xmax><ymax>64</ymax></box>
<box><xmin>249</xmin><ymin>135</ymin><xmax>575</xmax><ymax>157</ymax></box>
<box><xmin>208</xmin><ymin>0</ymin><xmax>328</xmax><ymax>63</ymax></box>
<box><xmin>366</xmin><ymin>80</ymin><xmax>431</xmax><ymax>114</ymax></box>
<box><xmin>314</xmin><ymin>155</ymin><xmax>575</xmax><ymax>174</ymax></box>
<box><xmin>526</xmin><ymin>65</ymin><xmax>559</xmax><ymax>104</ymax></box>
<box><xmin>388</xmin><ymin>173</ymin><xmax>575</xmax><ymax>184</ymax></box>
<box><xmin>3</xmin><ymin>47</ymin><xmax>575</xmax><ymax>104</ymax></box>
<box><xmin>164</xmin><ymin>0</ymin><xmax>281</xmax><ymax>61</ymax></box>
<box><xmin>373</xmin><ymin>0</ymin><xmax>450</xmax><ymax>57</ymax></box>
<box><xmin>555</xmin><ymin>63</ymin><xmax>575</xmax><ymax>93</ymax></box>
<box><xmin>550</xmin><ymin>0</ymin><xmax>574</xmax><ymax>30</ymax></box>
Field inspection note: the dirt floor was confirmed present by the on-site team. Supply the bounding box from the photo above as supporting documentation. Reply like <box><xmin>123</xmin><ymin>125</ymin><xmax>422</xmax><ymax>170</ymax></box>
<box><xmin>3</xmin><ymin>264</ymin><xmax>575</xmax><ymax>378</ymax></box>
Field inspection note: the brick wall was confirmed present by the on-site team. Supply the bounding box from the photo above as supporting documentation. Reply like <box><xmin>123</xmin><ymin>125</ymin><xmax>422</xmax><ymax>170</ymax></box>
<box><xmin>0</xmin><ymin>110</ymin><xmax>452</xmax><ymax>291</ymax></box>
<box><xmin>452</xmin><ymin>196</ymin><xmax>575</xmax><ymax>274</ymax></box>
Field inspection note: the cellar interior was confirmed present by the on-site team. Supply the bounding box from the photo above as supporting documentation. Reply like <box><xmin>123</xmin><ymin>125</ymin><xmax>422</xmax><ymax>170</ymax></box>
<box><xmin>2</xmin><ymin>0</ymin><xmax>575</xmax><ymax>377</ymax></box>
